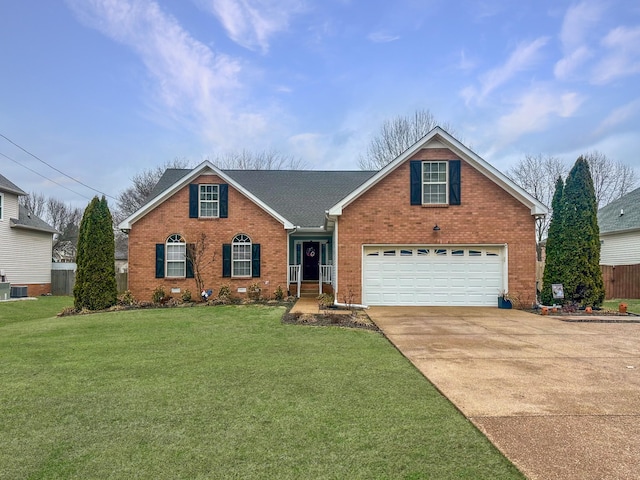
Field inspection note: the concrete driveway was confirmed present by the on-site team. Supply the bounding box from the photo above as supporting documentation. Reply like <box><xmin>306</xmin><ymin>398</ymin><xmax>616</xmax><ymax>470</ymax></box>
<box><xmin>367</xmin><ymin>306</ymin><xmax>640</xmax><ymax>480</ymax></box>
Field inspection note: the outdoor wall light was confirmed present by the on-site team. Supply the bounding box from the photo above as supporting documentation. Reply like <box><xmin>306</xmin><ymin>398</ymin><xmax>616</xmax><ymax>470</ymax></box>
<box><xmin>433</xmin><ymin>224</ymin><xmax>441</xmax><ymax>231</ymax></box>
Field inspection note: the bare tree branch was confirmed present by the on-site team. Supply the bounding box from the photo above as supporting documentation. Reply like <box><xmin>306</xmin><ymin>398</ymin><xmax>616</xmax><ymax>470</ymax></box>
<box><xmin>582</xmin><ymin>150</ymin><xmax>638</xmax><ymax>208</ymax></box>
<box><xmin>358</xmin><ymin>109</ymin><xmax>457</xmax><ymax>170</ymax></box>
<box><xmin>19</xmin><ymin>191</ymin><xmax>47</xmax><ymax>217</ymax></box>
<box><xmin>507</xmin><ymin>154</ymin><xmax>568</xmax><ymax>259</ymax></box>
<box><xmin>212</xmin><ymin>149</ymin><xmax>308</xmax><ymax>170</ymax></box>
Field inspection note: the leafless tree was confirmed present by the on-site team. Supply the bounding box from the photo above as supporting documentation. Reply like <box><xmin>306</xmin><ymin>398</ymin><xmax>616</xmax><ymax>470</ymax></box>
<box><xmin>19</xmin><ymin>191</ymin><xmax>47</xmax><ymax>218</ymax></box>
<box><xmin>358</xmin><ymin>109</ymin><xmax>457</xmax><ymax>170</ymax></box>
<box><xmin>115</xmin><ymin>157</ymin><xmax>193</xmax><ymax>224</ymax></box>
<box><xmin>212</xmin><ymin>149</ymin><xmax>307</xmax><ymax>170</ymax></box>
<box><xmin>582</xmin><ymin>150</ymin><xmax>638</xmax><ymax>208</ymax></box>
<box><xmin>507</xmin><ymin>154</ymin><xmax>568</xmax><ymax>259</ymax></box>
<box><xmin>185</xmin><ymin>232</ymin><xmax>217</xmax><ymax>300</ymax></box>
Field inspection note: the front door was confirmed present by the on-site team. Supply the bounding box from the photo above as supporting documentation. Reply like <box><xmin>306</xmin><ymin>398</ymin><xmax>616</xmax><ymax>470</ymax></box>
<box><xmin>303</xmin><ymin>241</ymin><xmax>320</xmax><ymax>281</ymax></box>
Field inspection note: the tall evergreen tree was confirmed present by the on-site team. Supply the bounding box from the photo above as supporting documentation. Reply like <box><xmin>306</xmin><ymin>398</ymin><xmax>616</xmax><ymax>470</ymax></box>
<box><xmin>561</xmin><ymin>157</ymin><xmax>605</xmax><ymax>306</ymax></box>
<box><xmin>541</xmin><ymin>176</ymin><xmax>565</xmax><ymax>305</ymax></box>
<box><xmin>74</xmin><ymin>196</ymin><xmax>118</xmax><ymax>310</ymax></box>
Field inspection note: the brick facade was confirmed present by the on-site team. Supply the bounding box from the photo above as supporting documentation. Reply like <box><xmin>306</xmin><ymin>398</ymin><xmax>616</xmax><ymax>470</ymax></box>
<box><xmin>336</xmin><ymin>148</ymin><xmax>537</xmax><ymax>306</ymax></box>
<box><xmin>127</xmin><ymin>175</ymin><xmax>288</xmax><ymax>302</ymax></box>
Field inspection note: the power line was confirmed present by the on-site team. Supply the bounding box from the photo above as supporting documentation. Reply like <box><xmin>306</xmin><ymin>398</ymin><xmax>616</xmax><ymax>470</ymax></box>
<box><xmin>0</xmin><ymin>151</ymin><xmax>92</xmax><ymax>201</ymax></box>
<box><xmin>0</xmin><ymin>132</ymin><xmax>117</xmax><ymax>201</ymax></box>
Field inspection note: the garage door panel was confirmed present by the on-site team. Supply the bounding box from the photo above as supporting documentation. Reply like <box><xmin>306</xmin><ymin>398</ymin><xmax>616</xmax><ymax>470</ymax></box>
<box><xmin>363</xmin><ymin>246</ymin><xmax>504</xmax><ymax>307</ymax></box>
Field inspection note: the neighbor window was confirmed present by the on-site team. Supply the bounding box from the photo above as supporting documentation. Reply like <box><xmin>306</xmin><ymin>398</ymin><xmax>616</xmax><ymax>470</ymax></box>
<box><xmin>232</xmin><ymin>234</ymin><xmax>251</xmax><ymax>277</ymax></box>
<box><xmin>166</xmin><ymin>234</ymin><xmax>186</xmax><ymax>277</ymax></box>
<box><xmin>199</xmin><ymin>184</ymin><xmax>219</xmax><ymax>217</ymax></box>
<box><xmin>0</xmin><ymin>193</ymin><xmax>3</xmax><ymax>220</ymax></box>
<box><xmin>422</xmin><ymin>161</ymin><xmax>448</xmax><ymax>204</ymax></box>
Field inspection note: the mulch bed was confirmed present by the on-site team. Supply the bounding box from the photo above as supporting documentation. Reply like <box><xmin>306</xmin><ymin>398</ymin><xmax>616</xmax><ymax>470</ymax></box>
<box><xmin>281</xmin><ymin>311</ymin><xmax>380</xmax><ymax>331</ymax></box>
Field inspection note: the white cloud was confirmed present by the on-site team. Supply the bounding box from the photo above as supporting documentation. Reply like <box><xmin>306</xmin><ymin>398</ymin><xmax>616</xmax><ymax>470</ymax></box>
<box><xmin>554</xmin><ymin>45</ymin><xmax>591</xmax><ymax>80</ymax></box>
<box><xmin>202</xmin><ymin>0</ymin><xmax>305</xmax><ymax>53</ymax></box>
<box><xmin>592</xmin><ymin>25</ymin><xmax>640</xmax><ymax>84</ymax></box>
<box><xmin>367</xmin><ymin>31</ymin><xmax>400</xmax><ymax>43</ymax></box>
<box><xmin>464</xmin><ymin>37</ymin><xmax>550</xmax><ymax>103</ymax></box>
<box><xmin>66</xmin><ymin>0</ymin><xmax>267</xmax><ymax>148</ymax></box>
<box><xmin>595</xmin><ymin>99</ymin><xmax>640</xmax><ymax>135</ymax></box>
<box><xmin>496</xmin><ymin>88</ymin><xmax>583</xmax><ymax>145</ymax></box>
<box><xmin>554</xmin><ymin>1</ymin><xmax>604</xmax><ymax>80</ymax></box>
<box><xmin>559</xmin><ymin>1</ymin><xmax>604</xmax><ymax>50</ymax></box>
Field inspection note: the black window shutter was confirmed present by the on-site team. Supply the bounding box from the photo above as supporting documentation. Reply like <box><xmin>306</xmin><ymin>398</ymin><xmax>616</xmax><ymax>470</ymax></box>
<box><xmin>186</xmin><ymin>243</ymin><xmax>195</xmax><ymax>278</ymax></box>
<box><xmin>222</xmin><ymin>244</ymin><xmax>231</xmax><ymax>277</ymax></box>
<box><xmin>219</xmin><ymin>184</ymin><xmax>228</xmax><ymax>218</ymax></box>
<box><xmin>449</xmin><ymin>160</ymin><xmax>461</xmax><ymax>205</ymax></box>
<box><xmin>155</xmin><ymin>244</ymin><xmax>165</xmax><ymax>278</ymax></box>
<box><xmin>189</xmin><ymin>184</ymin><xmax>199</xmax><ymax>218</ymax></box>
<box><xmin>410</xmin><ymin>160</ymin><xmax>422</xmax><ymax>205</ymax></box>
<box><xmin>252</xmin><ymin>244</ymin><xmax>261</xmax><ymax>278</ymax></box>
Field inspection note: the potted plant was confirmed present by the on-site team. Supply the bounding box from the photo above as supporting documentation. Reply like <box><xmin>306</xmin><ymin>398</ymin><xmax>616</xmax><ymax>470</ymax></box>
<box><xmin>498</xmin><ymin>291</ymin><xmax>512</xmax><ymax>309</ymax></box>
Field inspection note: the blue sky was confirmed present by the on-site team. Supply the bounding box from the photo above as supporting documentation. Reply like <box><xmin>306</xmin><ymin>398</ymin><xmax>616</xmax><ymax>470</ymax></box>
<box><xmin>2</xmin><ymin>0</ymin><xmax>639</xmax><ymax>210</ymax></box>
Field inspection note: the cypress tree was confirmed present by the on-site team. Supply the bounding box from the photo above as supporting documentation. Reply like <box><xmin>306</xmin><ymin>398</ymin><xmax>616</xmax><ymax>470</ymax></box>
<box><xmin>541</xmin><ymin>176</ymin><xmax>565</xmax><ymax>305</ymax></box>
<box><xmin>74</xmin><ymin>196</ymin><xmax>118</xmax><ymax>310</ymax></box>
<box><xmin>561</xmin><ymin>157</ymin><xmax>604</xmax><ymax>306</ymax></box>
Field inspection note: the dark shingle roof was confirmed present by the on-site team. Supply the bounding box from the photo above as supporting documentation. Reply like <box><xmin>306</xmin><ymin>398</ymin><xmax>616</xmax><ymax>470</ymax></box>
<box><xmin>146</xmin><ymin>168</ymin><xmax>377</xmax><ymax>228</ymax></box>
<box><xmin>224</xmin><ymin>170</ymin><xmax>376</xmax><ymax>227</ymax></box>
<box><xmin>597</xmin><ymin>186</ymin><xmax>640</xmax><ymax>234</ymax></box>
<box><xmin>0</xmin><ymin>173</ymin><xmax>27</xmax><ymax>196</ymax></box>
<box><xmin>11</xmin><ymin>205</ymin><xmax>58</xmax><ymax>234</ymax></box>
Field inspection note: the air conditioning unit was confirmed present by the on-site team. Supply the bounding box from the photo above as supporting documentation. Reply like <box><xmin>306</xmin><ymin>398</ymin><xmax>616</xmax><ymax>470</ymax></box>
<box><xmin>10</xmin><ymin>286</ymin><xmax>28</xmax><ymax>298</ymax></box>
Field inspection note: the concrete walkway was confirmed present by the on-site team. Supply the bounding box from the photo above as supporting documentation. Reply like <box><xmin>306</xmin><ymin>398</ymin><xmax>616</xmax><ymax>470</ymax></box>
<box><xmin>367</xmin><ymin>306</ymin><xmax>640</xmax><ymax>480</ymax></box>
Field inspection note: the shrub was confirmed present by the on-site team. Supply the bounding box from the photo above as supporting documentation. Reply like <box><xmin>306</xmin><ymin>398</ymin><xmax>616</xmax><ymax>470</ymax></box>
<box><xmin>182</xmin><ymin>289</ymin><xmax>192</xmax><ymax>302</ymax></box>
<box><xmin>152</xmin><ymin>285</ymin><xmax>166</xmax><ymax>304</ymax></box>
<box><xmin>274</xmin><ymin>285</ymin><xmax>285</xmax><ymax>301</ymax></box>
<box><xmin>247</xmin><ymin>282</ymin><xmax>261</xmax><ymax>301</ymax></box>
<box><xmin>119</xmin><ymin>290</ymin><xmax>135</xmax><ymax>306</ymax></box>
<box><xmin>218</xmin><ymin>284</ymin><xmax>231</xmax><ymax>300</ymax></box>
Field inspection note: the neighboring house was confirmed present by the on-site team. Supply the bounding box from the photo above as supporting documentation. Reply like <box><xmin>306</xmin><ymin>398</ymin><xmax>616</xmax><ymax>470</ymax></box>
<box><xmin>119</xmin><ymin>128</ymin><xmax>547</xmax><ymax>307</ymax></box>
<box><xmin>597</xmin><ymin>186</ymin><xmax>640</xmax><ymax>298</ymax></box>
<box><xmin>0</xmin><ymin>173</ymin><xmax>58</xmax><ymax>297</ymax></box>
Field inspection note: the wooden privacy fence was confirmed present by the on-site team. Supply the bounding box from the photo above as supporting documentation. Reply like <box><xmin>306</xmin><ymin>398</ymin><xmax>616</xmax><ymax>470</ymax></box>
<box><xmin>601</xmin><ymin>264</ymin><xmax>640</xmax><ymax>299</ymax></box>
<box><xmin>51</xmin><ymin>270</ymin><xmax>129</xmax><ymax>296</ymax></box>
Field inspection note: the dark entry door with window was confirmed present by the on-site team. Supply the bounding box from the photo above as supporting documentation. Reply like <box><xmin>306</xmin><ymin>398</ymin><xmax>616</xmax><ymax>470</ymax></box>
<box><xmin>303</xmin><ymin>242</ymin><xmax>320</xmax><ymax>280</ymax></box>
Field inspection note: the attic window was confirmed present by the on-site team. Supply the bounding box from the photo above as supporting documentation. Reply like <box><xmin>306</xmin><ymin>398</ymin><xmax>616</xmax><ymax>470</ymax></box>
<box><xmin>199</xmin><ymin>185</ymin><xmax>219</xmax><ymax>217</ymax></box>
<box><xmin>422</xmin><ymin>161</ymin><xmax>448</xmax><ymax>204</ymax></box>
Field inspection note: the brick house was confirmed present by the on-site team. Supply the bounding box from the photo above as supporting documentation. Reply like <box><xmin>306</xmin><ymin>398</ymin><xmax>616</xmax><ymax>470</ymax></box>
<box><xmin>119</xmin><ymin>128</ymin><xmax>547</xmax><ymax>307</ymax></box>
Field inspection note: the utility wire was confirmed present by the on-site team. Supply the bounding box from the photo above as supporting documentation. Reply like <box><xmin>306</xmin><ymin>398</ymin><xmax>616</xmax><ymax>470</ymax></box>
<box><xmin>0</xmin><ymin>132</ymin><xmax>117</xmax><ymax>200</ymax></box>
<box><xmin>1</xmin><ymin>151</ymin><xmax>92</xmax><ymax>201</ymax></box>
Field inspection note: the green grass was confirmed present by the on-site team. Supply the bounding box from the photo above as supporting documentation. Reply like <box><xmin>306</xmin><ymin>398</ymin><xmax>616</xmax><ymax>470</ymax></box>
<box><xmin>603</xmin><ymin>298</ymin><xmax>640</xmax><ymax>314</ymax></box>
<box><xmin>0</xmin><ymin>297</ymin><xmax>523</xmax><ymax>479</ymax></box>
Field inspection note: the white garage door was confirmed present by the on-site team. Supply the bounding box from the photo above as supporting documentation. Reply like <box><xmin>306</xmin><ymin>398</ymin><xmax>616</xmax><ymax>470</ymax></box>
<box><xmin>363</xmin><ymin>246</ymin><xmax>505</xmax><ymax>306</ymax></box>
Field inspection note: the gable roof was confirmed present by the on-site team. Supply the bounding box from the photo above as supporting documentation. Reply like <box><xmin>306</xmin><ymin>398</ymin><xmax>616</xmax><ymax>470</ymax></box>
<box><xmin>327</xmin><ymin>127</ymin><xmax>547</xmax><ymax>217</ymax></box>
<box><xmin>119</xmin><ymin>161</ymin><xmax>375</xmax><ymax>231</ymax></box>
<box><xmin>598</xmin><ymin>186</ymin><xmax>640</xmax><ymax>235</ymax></box>
<box><xmin>143</xmin><ymin>168</ymin><xmax>376</xmax><ymax>228</ymax></box>
<box><xmin>11</xmin><ymin>205</ymin><xmax>58</xmax><ymax>234</ymax></box>
<box><xmin>0</xmin><ymin>173</ymin><xmax>27</xmax><ymax>196</ymax></box>
<box><xmin>225</xmin><ymin>170</ymin><xmax>375</xmax><ymax>228</ymax></box>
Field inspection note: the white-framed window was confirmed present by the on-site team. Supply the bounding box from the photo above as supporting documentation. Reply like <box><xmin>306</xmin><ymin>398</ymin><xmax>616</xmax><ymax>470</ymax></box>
<box><xmin>166</xmin><ymin>234</ymin><xmax>186</xmax><ymax>277</ymax></box>
<box><xmin>422</xmin><ymin>161</ymin><xmax>448</xmax><ymax>204</ymax></box>
<box><xmin>232</xmin><ymin>233</ymin><xmax>251</xmax><ymax>277</ymax></box>
<box><xmin>199</xmin><ymin>184</ymin><xmax>219</xmax><ymax>218</ymax></box>
<box><xmin>0</xmin><ymin>193</ymin><xmax>3</xmax><ymax>220</ymax></box>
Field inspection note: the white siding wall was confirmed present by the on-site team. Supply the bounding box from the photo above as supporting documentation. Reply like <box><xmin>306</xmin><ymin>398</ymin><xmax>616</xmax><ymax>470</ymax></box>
<box><xmin>0</xmin><ymin>192</ymin><xmax>53</xmax><ymax>284</ymax></box>
<box><xmin>600</xmin><ymin>230</ymin><xmax>640</xmax><ymax>266</ymax></box>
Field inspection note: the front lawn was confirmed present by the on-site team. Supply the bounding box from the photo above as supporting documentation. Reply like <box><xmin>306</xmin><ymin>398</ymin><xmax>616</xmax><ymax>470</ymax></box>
<box><xmin>603</xmin><ymin>298</ymin><xmax>640</xmax><ymax>314</ymax></box>
<box><xmin>0</xmin><ymin>297</ymin><xmax>523</xmax><ymax>479</ymax></box>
